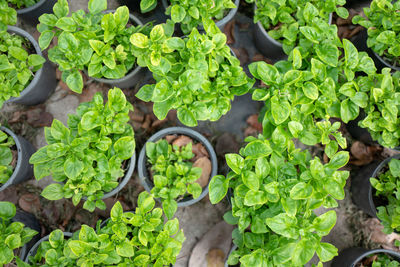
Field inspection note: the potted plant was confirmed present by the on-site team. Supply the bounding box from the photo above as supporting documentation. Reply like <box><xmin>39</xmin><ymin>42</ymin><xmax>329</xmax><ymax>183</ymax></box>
<box><xmin>0</xmin><ymin>201</ymin><xmax>39</xmax><ymax>266</ymax></box>
<box><xmin>0</xmin><ymin>26</ymin><xmax>56</xmax><ymax>106</ymax></box>
<box><xmin>138</xmin><ymin>127</ymin><xmax>218</xmax><ymax>219</ymax></box>
<box><xmin>161</xmin><ymin>0</ymin><xmax>239</xmax><ymax>34</ymax></box>
<box><xmin>25</xmin><ymin>192</ymin><xmax>185</xmax><ymax>266</ymax></box>
<box><xmin>0</xmin><ymin>1</ymin><xmax>17</xmax><ymax>30</ymax></box>
<box><xmin>245</xmin><ymin>0</ymin><xmax>349</xmax><ymax>60</ymax></box>
<box><xmin>353</xmin><ymin>0</ymin><xmax>400</xmax><ymax>71</ymax></box>
<box><xmin>131</xmin><ymin>19</ymin><xmax>254</xmax><ymax>126</ymax></box>
<box><xmin>0</xmin><ymin>126</ymin><xmax>36</xmax><ymax>192</ymax></box>
<box><xmin>4</xmin><ymin>0</ymin><xmax>57</xmax><ymax>24</ymax></box>
<box><xmin>29</xmin><ymin>87</ymin><xmax>136</xmax><ymax>212</ymax></box>
<box><xmin>352</xmin><ymin>155</ymin><xmax>400</xmax><ymax>234</ymax></box>
<box><xmin>38</xmin><ymin>0</ymin><xmax>151</xmax><ymax>93</ymax></box>
<box><xmin>209</xmin><ymin>134</ymin><xmax>350</xmax><ymax>266</ymax></box>
<box><xmin>332</xmin><ymin>248</ymin><xmax>400</xmax><ymax>266</ymax></box>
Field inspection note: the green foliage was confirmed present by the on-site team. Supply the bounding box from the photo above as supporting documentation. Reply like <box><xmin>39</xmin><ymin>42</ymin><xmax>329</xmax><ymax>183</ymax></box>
<box><xmin>146</xmin><ymin>139</ymin><xmax>203</xmax><ymax>219</ymax></box>
<box><xmin>0</xmin><ymin>129</ymin><xmax>15</xmax><ymax>185</ymax></box>
<box><xmin>132</xmin><ymin>19</ymin><xmax>254</xmax><ymax>126</ymax></box>
<box><xmin>371</xmin><ymin>158</ymin><xmax>400</xmax><ymax>234</ymax></box>
<box><xmin>38</xmin><ymin>0</ymin><xmax>152</xmax><ymax>93</ymax></box>
<box><xmin>7</xmin><ymin>0</ymin><xmax>39</xmax><ymax>9</ymax></box>
<box><xmin>371</xmin><ymin>253</ymin><xmax>400</xmax><ymax>267</ymax></box>
<box><xmin>209</xmin><ymin>135</ymin><xmax>350</xmax><ymax>266</ymax></box>
<box><xmin>165</xmin><ymin>0</ymin><xmax>237</xmax><ymax>34</ymax></box>
<box><xmin>29</xmin><ymin>88</ymin><xmax>135</xmax><ymax>212</ymax></box>
<box><xmin>29</xmin><ymin>192</ymin><xmax>185</xmax><ymax>266</ymax></box>
<box><xmin>353</xmin><ymin>0</ymin><xmax>400</xmax><ymax>67</ymax></box>
<box><xmin>0</xmin><ymin>1</ymin><xmax>16</xmax><ymax>30</ymax></box>
<box><xmin>246</xmin><ymin>0</ymin><xmax>348</xmax><ymax>54</ymax></box>
<box><xmin>358</xmin><ymin>69</ymin><xmax>400</xmax><ymax>148</ymax></box>
<box><xmin>0</xmin><ymin>30</ymin><xmax>45</xmax><ymax>107</ymax></box>
<box><xmin>0</xmin><ymin>201</ymin><xmax>38</xmax><ymax>265</ymax></box>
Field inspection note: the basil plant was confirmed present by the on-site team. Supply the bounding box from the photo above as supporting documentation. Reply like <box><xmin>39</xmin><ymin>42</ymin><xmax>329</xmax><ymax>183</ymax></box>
<box><xmin>370</xmin><ymin>158</ymin><xmax>400</xmax><ymax>234</ymax></box>
<box><xmin>245</xmin><ymin>0</ymin><xmax>348</xmax><ymax>55</ymax></box>
<box><xmin>131</xmin><ymin>19</ymin><xmax>254</xmax><ymax>126</ymax></box>
<box><xmin>0</xmin><ymin>2</ymin><xmax>16</xmax><ymax>31</ymax></box>
<box><xmin>0</xmin><ymin>129</ymin><xmax>15</xmax><ymax>185</ymax></box>
<box><xmin>209</xmin><ymin>134</ymin><xmax>350</xmax><ymax>266</ymax></box>
<box><xmin>353</xmin><ymin>0</ymin><xmax>400</xmax><ymax>68</ymax></box>
<box><xmin>29</xmin><ymin>87</ymin><xmax>136</xmax><ymax>212</ymax></box>
<box><xmin>249</xmin><ymin>37</ymin><xmax>376</xmax><ymax>151</ymax></box>
<box><xmin>28</xmin><ymin>192</ymin><xmax>184</xmax><ymax>267</ymax></box>
<box><xmin>146</xmin><ymin>140</ymin><xmax>203</xmax><ymax>219</ymax></box>
<box><xmin>357</xmin><ymin>69</ymin><xmax>400</xmax><ymax>148</ymax></box>
<box><xmin>0</xmin><ymin>30</ymin><xmax>46</xmax><ymax>107</ymax></box>
<box><xmin>38</xmin><ymin>0</ymin><xmax>152</xmax><ymax>93</ymax></box>
<box><xmin>0</xmin><ymin>201</ymin><xmax>38</xmax><ymax>266</ymax></box>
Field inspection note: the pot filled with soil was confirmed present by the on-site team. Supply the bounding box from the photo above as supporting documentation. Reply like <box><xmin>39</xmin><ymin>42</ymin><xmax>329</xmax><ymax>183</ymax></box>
<box><xmin>351</xmin><ymin>154</ymin><xmax>400</xmax><ymax>233</ymax></box>
<box><xmin>3</xmin><ymin>26</ymin><xmax>56</xmax><ymax>106</ymax></box>
<box><xmin>0</xmin><ymin>126</ymin><xmax>36</xmax><ymax>192</ymax></box>
<box><xmin>138</xmin><ymin>127</ymin><xmax>218</xmax><ymax>219</ymax></box>
<box><xmin>332</xmin><ymin>248</ymin><xmax>400</xmax><ymax>267</ymax></box>
<box><xmin>16</xmin><ymin>0</ymin><xmax>57</xmax><ymax>24</ymax></box>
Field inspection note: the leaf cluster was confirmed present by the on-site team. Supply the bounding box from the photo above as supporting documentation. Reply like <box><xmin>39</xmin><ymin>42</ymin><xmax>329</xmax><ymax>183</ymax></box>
<box><xmin>370</xmin><ymin>158</ymin><xmax>400</xmax><ymax>234</ymax></box>
<box><xmin>0</xmin><ymin>30</ymin><xmax>45</xmax><ymax>107</ymax></box>
<box><xmin>28</xmin><ymin>192</ymin><xmax>185</xmax><ymax>267</ymax></box>
<box><xmin>353</xmin><ymin>0</ymin><xmax>400</xmax><ymax>67</ymax></box>
<box><xmin>132</xmin><ymin>20</ymin><xmax>254</xmax><ymax>126</ymax></box>
<box><xmin>29</xmin><ymin>88</ymin><xmax>136</xmax><ymax>212</ymax></box>
<box><xmin>7</xmin><ymin>0</ymin><xmax>39</xmax><ymax>9</ymax></box>
<box><xmin>0</xmin><ymin>129</ymin><xmax>15</xmax><ymax>185</ymax></box>
<box><xmin>0</xmin><ymin>201</ymin><xmax>38</xmax><ymax>266</ymax></box>
<box><xmin>358</xmin><ymin>69</ymin><xmax>400</xmax><ymax>148</ymax></box>
<box><xmin>0</xmin><ymin>1</ymin><xmax>16</xmax><ymax>31</ymax></box>
<box><xmin>38</xmin><ymin>0</ymin><xmax>152</xmax><ymax>93</ymax></box>
<box><xmin>146</xmin><ymin>139</ymin><xmax>203</xmax><ymax>219</ymax></box>
<box><xmin>246</xmin><ymin>0</ymin><xmax>348</xmax><ymax>54</ymax></box>
<box><xmin>209</xmin><ymin>135</ymin><xmax>350</xmax><ymax>266</ymax></box>
<box><xmin>371</xmin><ymin>253</ymin><xmax>400</xmax><ymax>267</ymax></box>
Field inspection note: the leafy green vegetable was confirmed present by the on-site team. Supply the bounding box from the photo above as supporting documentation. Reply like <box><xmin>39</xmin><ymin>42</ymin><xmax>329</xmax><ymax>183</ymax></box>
<box><xmin>246</xmin><ymin>0</ymin><xmax>348</xmax><ymax>54</ymax></box>
<box><xmin>0</xmin><ymin>1</ymin><xmax>16</xmax><ymax>31</ymax></box>
<box><xmin>146</xmin><ymin>139</ymin><xmax>204</xmax><ymax>219</ymax></box>
<box><xmin>132</xmin><ymin>19</ymin><xmax>254</xmax><ymax>126</ymax></box>
<box><xmin>370</xmin><ymin>158</ymin><xmax>400</xmax><ymax>234</ymax></box>
<box><xmin>0</xmin><ymin>129</ymin><xmax>15</xmax><ymax>185</ymax></box>
<box><xmin>29</xmin><ymin>87</ymin><xmax>136</xmax><ymax>212</ymax></box>
<box><xmin>0</xmin><ymin>30</ymin><xmax>46</xmax><ymax>107</ymax></box>
<box><xmin>370</xmin><ymin>253</ymin><xmax>400</xmax><ymax>267</ymax></box>
<box><xmin>353</xmin><ymin>0</ymin><xmax>400</xmax><ymax>67</ymax></box>
<box><xmin>0</xmin><ymin>201</ymin><xmax>38</xmax><ymax>266</ymax></box>
<box><xmin>29</xmin><ymin>192</ymin><xmax>185</xmax><ymax>266</ymax></box>
<box><xmin>6</xmin><ymin>0</ymin><xmax>39</xmax><ymax>9</ymax></box>
<box><xmin>38</xmin><ymin>0</ymin><xmax>152</xmax><ymax>93</ymax></box>
<box><xmin>209</xmin><ymin>134</ymin><xmax>350</xmax><ymax>266</ymax></box>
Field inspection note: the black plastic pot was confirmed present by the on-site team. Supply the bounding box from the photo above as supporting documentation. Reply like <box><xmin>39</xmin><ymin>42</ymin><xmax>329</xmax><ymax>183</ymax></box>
<box><xmin>346</xmin><ymin>110</ymin><xmax>375</xmax><ymax>145</ymax></box>
<box><xmin>90</xmin><ymin>11</ymin><xmax>145</xmax><ymax>89</ymax></box>
<box><xmin>161</xmin><ymin>0</ymin><xmax>239</xmax><ymax>32</ymax></box>
<box><xmin>351</xmin><ymin>154</ymin><xmax>400</xmax><ymax>218</ymax></box>
<box><xmin>0</xmin><ymin>127</ymin><xmax>36</xmax><ymax>192</ymax></box>
<box><xmin>24</xmin><ymin>232</ymin><xmax>73</xmax><ymax>263</ymax></box>
<box><xmin>12</xmin><ymin>211</ymin><xmax>42</xmax><ymax>261</ymax></box>
<box><xmin>253</xmin><ymin>5</ymin><xmax>332</xmax><ymax>61</ymax></box>
<box><xmin>6</xmin><ymin>26</ymin><xmax>56</xmax><ymax>106</ymax></box>
<box><xmin>332</xmin><ymin>248</ymin><xmax>400</xmax><ymax>267</ymax></box>
<box><xmin>137</xmin><ymin>127</ymin><xmax>218</xmax><ymax>207</ymax></box>
<box><xmin>16</xmin><ymin>0</ymin><xmax>57</xmax><ymax>24</ymax></box>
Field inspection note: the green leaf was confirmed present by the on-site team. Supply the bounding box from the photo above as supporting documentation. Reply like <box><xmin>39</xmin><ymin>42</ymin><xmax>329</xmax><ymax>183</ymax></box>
<box><xmin>116</xmin><ymin>242</ymin><xmax>134</xmax><ymax>257</ymax></box>
<box><xmin>111</xmin><ymin>201</ymin><xmax>123</xmax><ymax>221</ymax></box>
<box><xmin>293</xmin><ymin>239</ymin><xmax>315</xmax><ymax>265</ymax></box>
<box><xmin>55</xmin><ymin>17</ymin><xmax>76</xmax><ymax>32</ymax></box>
<box><xmin>88</xmin><ymin>0</ymin><xmax>107</xmax><ymax>14</ymax></box>
<box><xmin>66</xmin><ymin>70</ymin><xmax>83</xmax><ymax>93</ymax></box>
<box><xmin>152</xmin><ymin>79</ymin><xmax>173</xmax><ymax>102</ymax></box>
<box><xmin>171</xmin><ymin>5</ymin><xmax>186</xmax><ymax>23</ymax></box>
<box><xmin>271</xmin><ymin>96</ymin><xmax>290</xmax><ymax>124</ymax></box>
<box><xmin>389</xmin><ymin>159</ymin><xmax>400</xmax><ymax>177</ymax></box>
<box><xmin>136</xmin><ymin>84</ymin><xmax>154</xmax><ymax>102</ymax></box>
<box><xmin>316</xmin><ymin>242</ymin><xmax>338</xmax><ymax>262</ymax></box>
<box><xmin>177</xmin><ymin>108</ymin><xmax>197</xmax><ymax>127</ymax></box>
<box><xmin>114</xmin><ymin>136</ymin><xmax>135</xmax><ymax>160</ymax></box>
<box><xmin>53</xmin><ymin>0</ymin><xmax>69</xmax><ymax>18</ymax></box>
<box><xmin>130</xmin><ymin>33</ymin><xmax>149</xmax><ymax>48</ymax></box>
<box><xmin>140</xmin><ymin>0</ymin><xmax>157</xmax><ymax>12</ymax></box>
<box><xmin>288</xmin><ymin>121</ymin><xmax>303</xmax><ymax>138</ymax></box>
<box><xmin>315</xmin><ymin>42</ymin><xmax>339</xmax><ymax>67</ymax></box>
<box><xmin>328</xmin><ymin>151</ymin><xmax>349</xmax><ymax>169</ymax></box>
<box><xmin>64</xmin><ymin>156</ymin><xmax>84</xmax><ymax>179</ymax></box>
<box><xmin>242</xmin><ymin>171</ymin><xmax>259</xmax><ymax>191</ymax></box>
<box><xmin>9</xmin><ymin>46</ymin><xmax>28</xmax><ymax>61</ymax></box>
<box><xmin>255</xmin><ymin>157</ymin><xmax>270</xmax><ymax>178</ymax></box>
<box><xmin>209</xmin><ymin>175</ymin><xmax>228</xmax><ymax>204</ymax></box>
<box><xmin>5</xmin><ymin>234</ymin><xmax>21</xmax><ymax>250</ymax></box>
<box><xmin>69</xmin><ymin>240</ymin><xmax>91</xmax><ymax>256</ymax></box>
<box><xmin>225</xmin><ymin>154</ymin><xmax>244</xmax><ymax>174</ymax></box>
<box><xmin>302</xmin><ymin>81</ymin><xmax>319</xmax><ymax>100</ymax></box>
<box><xmin>41</xmin><ymin>184</ymin><xmax>64</xmax><ymax>200</ymax></box>
<box><xmin>266</xmin><ymin>213</ymin><xmax>298</xmax><ymax>239</ymax></box>
<box><xmin>163</xmin><ymin>199</ymin><xmax>178</xmax><ymax>220</ymax></box>
<box><xmin>340</xmin><ymin>99</ymin><xmax>359</xmax><ymax>123</ymax></box>
<box><xmin>313</xmin><ymin>210</ymin><xmax>337</xmax><ymax>232</ymax></box>
<box><xmin>290</xmin><ymin>182</ymin><xmax>313</xmax><ymax>199</ymax></box>
<box><xmin>0</xmin><ymin>202</ymin><xmax>16</xmax><ymax>220</ymax></box>
<box><xmin>343</xmin><ymin>39</ymin><xmax>359</xmax><ymax>69</ymax></box>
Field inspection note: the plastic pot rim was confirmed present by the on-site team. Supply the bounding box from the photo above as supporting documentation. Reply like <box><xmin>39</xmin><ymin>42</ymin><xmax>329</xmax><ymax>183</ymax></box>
<box><xmin>348</xmin><ymin>248</ymin><xmax>400</xmax><ymax>266</ymax></box>
<box><xmin>372</xmin><ymin>50</ymin><xmax>400</xmax><ymax>72</ymax></box>
<box><xmin>161</xmin><ymin>0</ymin><xmax>240</xmax><ymax>30</ymax></box>
<box><xmin>88</xmin><ymin>10</ymin><xmax>143</xmax><ymax>85</ymax></box>
<box><xmin>137</xmin><ymin>127</ymin><xmax>218</xmax><ymax>207</ymax></box>
<box><xmin>16</xmin><ymin>0</ymin><xmax>48</xmax><ymax>14</ymax></box>
<box><xmin>6</xmin><ymin>26</ymin><xmax>44</xmax><ymax>103</ymax></box>
<box><xmin>0</xmin><ymin>127</ymin><xmax>24</xmax><ymax>191</ymax></box>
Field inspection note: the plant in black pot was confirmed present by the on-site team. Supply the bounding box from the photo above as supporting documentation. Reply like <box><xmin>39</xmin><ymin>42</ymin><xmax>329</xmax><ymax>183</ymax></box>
<box><xmin>0</xmin><ymin>26</ymin><xmax>56</xmax><ymax>106</ymax></box>
<box><xmin>0</xmin><ymin>201</ymin><xmax>39</xmax><ymax>266</ymax></box>
<box><xmin>29</xmin><ymin>87</ymin><xmax>136</xmax><ymax>212</ymax></box>
<box><xmin>3</xmin><ymin>0</ymin><xmax>57</xmax><ymax>25</ymax></box>
<box><xmin>353</xmin><ymin>0</ymin><xmax>400</xmax><ymax>71</ymax></box>
<box><xmin>38</xmin><ymin>0</ymin><xmax>152</xmax><ymax>92</ymax></box>
<box><xmin>138</xmin><ymin>127</ymin><xmax>218</xmax><ymax>219</ymax></box>
<box><xmin>131</xmin><ymin>19</ymin><xmax>254</xmax><ymax>126</ymax></box>
<box><xmin>332</xmin><ymin>248</ymin><xmax>400</xmax><ymax>267</ymax></box>
<box><xmin>25</xmin><ymin>192</ymin><xmax>185</xmax><ymax>266</ymax></box>
<box><xmin>245</xmin><ymin>0</ymin><xmax>349</xmax><ymax>59</ymax></box>
<box><xmin>0</xmin><ymin>1</ymin><xmax>17</xmax><ymax>30</ymax></box>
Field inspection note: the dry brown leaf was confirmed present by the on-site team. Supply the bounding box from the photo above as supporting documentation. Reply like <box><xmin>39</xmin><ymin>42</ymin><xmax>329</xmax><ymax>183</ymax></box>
<box><xmin>193</xmin><ymin>157</ymin><xmax>212</xmax><ymax>188</ymax></box>
<box><xmin>224</xmin><ymin>20</ymin><xmax>235</xmax><ymax>45</ymax></box>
